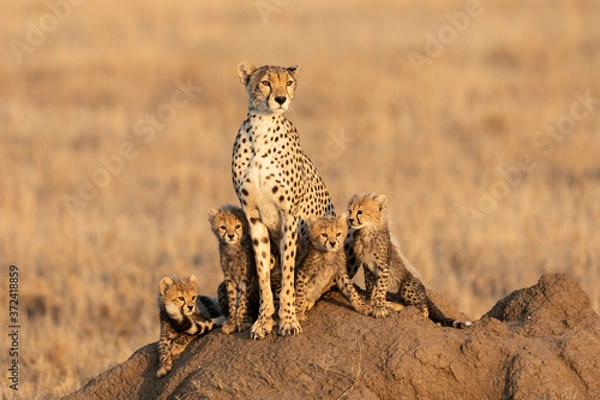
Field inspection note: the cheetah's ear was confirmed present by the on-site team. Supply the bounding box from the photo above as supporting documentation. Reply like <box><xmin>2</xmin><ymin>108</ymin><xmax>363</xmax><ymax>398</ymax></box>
<box><xmin>287</xmin><ymin>65</ymin><xmax>300</xmax><ymax>76</ymax></box>
<box><xmin>189</xmin><ymin>275</ymin><xmax>197</xmax><ymax>283</ymax></box>
<box><xmin>305</xmin><ymin>215</ymin><xmax>318</xmax><ymax>227</ymax></box>
<box><xmin>338</xmin><ymin>212</ymin><xmax>348</xmax><ymax>222</ymax></box>
<box><xmin>237</xmin><ymin>62</ymin><xmax>257</xmax><ymax>84</ymax></box>
<box><xmin>208</xmin><ymin>208</ymin><xmax>219</xmax><ymax>222</ymax></box>
<box><xmin>376</xmin><ymin>194</ymin><xmax>388</xmax><ymax>211</ymax></box>
<box><xmin>159</xmin><ymin>277</ymin><xmax>174</xmax><ymax>296</ymax></box>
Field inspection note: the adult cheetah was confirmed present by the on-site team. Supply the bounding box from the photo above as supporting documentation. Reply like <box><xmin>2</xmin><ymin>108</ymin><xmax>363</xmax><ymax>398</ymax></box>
<box><xmin>232</xmin><ymin>62</ymin><xmax>335</xmax><ymax>338</ymax></box>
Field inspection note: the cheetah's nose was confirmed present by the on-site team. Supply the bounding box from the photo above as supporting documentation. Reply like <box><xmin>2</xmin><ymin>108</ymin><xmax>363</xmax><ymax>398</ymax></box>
<box><xmin>228</xmin><ymin>234</ymin><xmax>235</xmax><ymax>240</ymax></box>
<box><xmin>274</xmin><ymin>96</ymin><xmax>287</xmax><ymax>105</ymax></box>
<box><xmin>329</xmin><ymin>241</ymin><xmax>336</xmax><ymax>248</ymax></box>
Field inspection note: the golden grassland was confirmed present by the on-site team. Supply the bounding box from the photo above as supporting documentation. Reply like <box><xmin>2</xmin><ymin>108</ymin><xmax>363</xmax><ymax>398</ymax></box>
<box><xmin>0</xmin><ymin>0</ymin><xmax>599</xmax><ymax>398</ymax></box>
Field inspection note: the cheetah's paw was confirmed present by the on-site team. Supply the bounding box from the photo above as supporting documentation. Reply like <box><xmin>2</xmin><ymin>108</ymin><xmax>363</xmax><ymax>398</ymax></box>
<box><xmin>156</xmin><ymin>365</ymin><xmax>171</xmax><ymax>378</ymax></box>
<box><xmin>278</xmin><ymin>318</ymin><xmax>302</xmax><ymax>336</ymax></box>
<box><xmin>296</xmin><ymin>311</ymin><xmax>307</xmax><ymax>322</ymax></box>
<box><xmin>371</xmin><ymin>306</ymin><xmax>389</xmax><ymax>318</ymax></box>
<box><xmin>221</xmin><ymin>319</ymin><xmax>236</xmax><ymax>335</ymax></box>
<box><xmin>249</xmin><ymin>317</ymin><xmax>275</xmax><ymax>340</ymax></box>
<box><xmin>355</xmin><ymin>304</ymin><xmax>374</xmax><ymax>316</ymax></box>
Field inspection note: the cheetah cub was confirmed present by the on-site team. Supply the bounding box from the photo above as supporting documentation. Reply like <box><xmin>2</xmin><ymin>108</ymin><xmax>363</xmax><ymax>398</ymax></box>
<box><xmin>157</xmin><ymin>275</ymin><xmax>225</xmax><ymax>378</ymax></box>
<box><xmin>295</xmin><ymin>214</ymin><xmax>372</xmax><ymax>321</ymax></box>
<box><xmin>209</xmin><ymin>205</ymin><xmax>258</xmax><ymax>334</ymax></box>
<box><xmin>347</xmin><ymin>193</ymin><xmax>472</xmax><ymax>328</ymax></box>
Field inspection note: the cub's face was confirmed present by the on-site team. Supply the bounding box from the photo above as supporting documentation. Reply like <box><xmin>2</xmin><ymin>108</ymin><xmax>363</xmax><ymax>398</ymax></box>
<box><xmin>237</xmin><ymin>62</ymin><xmax>299</xmax><ymax>114</ymax></box>
<box><xmin>208</xmin><ymin>207</ymin><xmax>246</xmax><ymax>245</ymax></box>
<box><xmin>347</xmin><ymin>193</ymin><xmax>388</xmax><ymax>230</ymax></box>
<box><xmin>159</xmin><ymin>276</ymin><xmax>199</xmax><ymax>318</ymax></box>
<box><xmin>307</xmin><ymin>214</ymin><xmax>348</xmax><ymax>252</ymax></box>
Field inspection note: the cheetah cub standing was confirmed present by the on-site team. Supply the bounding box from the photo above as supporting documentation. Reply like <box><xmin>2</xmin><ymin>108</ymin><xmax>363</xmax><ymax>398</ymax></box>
<box><xmin>347</xmin><ymin>193</ymin><xmax>472</xmax><ymax>328</ymax></box>
<box><xmin>295</xmin><ymin>214</ymin><xmax>372</xmax><ymax>321</ymax></box>
<box><xmin>209</xmin><ymin>205</ymin><xmax>258</xmax><ymax>334</ymax></box>
<box><xmin>209</xmin><ymin>205</ymin><xmax>281</xmax><ymax>334</ymax></box>
<box><xmin>157</xmin><ymin>275</ymin><xmax>225</xmax><ymax>378</ymax></box>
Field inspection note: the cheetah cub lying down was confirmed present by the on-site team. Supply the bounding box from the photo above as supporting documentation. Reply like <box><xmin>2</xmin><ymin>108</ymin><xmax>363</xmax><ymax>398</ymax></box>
<box><xmin>294</xmin><ymin>214</ymin><xmax>372</xmax><ymax>321</ymax></box>
<box><xmin>347</xmin><ymin>193</ymin><xmax>472</xmax><ymax>328</ymax></box>
<box><xmin>157</xmin><ymin>275</ymin><xmax>225</xmax><ymax>378</ymax></box>
<box><xmin>209</xmin><ymin>205</ymin><xmax>281</xmax><ymax>334</ymax></box>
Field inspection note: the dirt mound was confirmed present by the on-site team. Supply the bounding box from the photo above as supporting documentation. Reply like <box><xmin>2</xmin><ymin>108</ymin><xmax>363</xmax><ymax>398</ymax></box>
<box><xmin>64</xmin><ymin>273</ymin><xmax>600</xmax><ymax>400</ymax></box>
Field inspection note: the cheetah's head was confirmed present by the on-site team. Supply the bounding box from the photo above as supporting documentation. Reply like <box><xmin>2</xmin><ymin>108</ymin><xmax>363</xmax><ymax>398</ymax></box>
<box><xmin>306</xmin><ymin>214</ymin><xmax>348</xmax><ymax>252</ymax></box>
<box><xmin>159</xmin><ymin>275</ymin><xmax>199</xmax><ymax>319</ymax></box>
<box><xmin>208</xmin><ymin>206</ymin><xmax>248</xmax><ymax>245</ymax></box>
<box><xmin>347</xmin><ymin>193</ymin><xmax>388</xmax><ymax>230</ymax></box>
<box><xmin>237</xmin><ymin>62</ymin><xmax>299</xmax><ymax>114</ymax></box>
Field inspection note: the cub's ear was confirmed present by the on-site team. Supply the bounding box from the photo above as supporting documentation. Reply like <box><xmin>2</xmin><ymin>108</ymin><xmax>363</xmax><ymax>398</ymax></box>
<box><xmin>208</xmin><ymin>208</ymin><xmax>219</xmax><ymax>222</ymax></box>
<box><xmin>376</xmin><ymin>194</ymin><xmax>388</xmax><ymax>211</ymax></box>
<box><xmin>237</xmin><ymin>62</ymin><xmax>257</xmax><ymax>84</ymax></box>
<box><xmin>305</xmin><ymin>215</ymin><xmax>318</xmax><ymax>227</ymax></box>
<box><xmin>189</xmin><ymin>275</ymin><xmax>197</xmax><ymax>283</ymax></box>
<box><xmin>159</xmin><ymin>277</ymin><xmax>174</xmax><ymax>296</ymax></box>
<box><xmin>287</xmin><ymin>64</ymin><xmax>300</xmax><ymax>76</ymax></box>
<box><xmin>338</xmin><ymin>212</ymin><xmax>348</xmax><ymax>222</ymax></box>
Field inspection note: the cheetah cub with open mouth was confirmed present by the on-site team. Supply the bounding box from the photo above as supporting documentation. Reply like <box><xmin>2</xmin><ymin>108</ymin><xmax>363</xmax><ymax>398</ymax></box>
<box><xmin>347</xmin><ymin>193</ymin><xmax>472</xmax><ymax>328</ymax></box>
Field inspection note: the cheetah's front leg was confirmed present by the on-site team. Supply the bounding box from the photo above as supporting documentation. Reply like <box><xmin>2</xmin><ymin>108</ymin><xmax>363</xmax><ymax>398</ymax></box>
<box><xmin>335</xmin><ymin>272</ymin><xmax>372</xmax><ymax>316</ymax></box>
<box><xmin>235</xmin><ymin>280</ymin><xmax>253</xmax><ymax>332</ymax></box>
<box><xmin>221</xmin><ymin>277</ymin><xmax>237</xmax><ymax>335</ymax></box>
<box><xmin>248</xmin><ymin>219</ymin><xmax>276</xmax><ymax>340</ymax></box>
<box><xmin>278</xmin><ymin>214</ymin><xmax>302</xmax><ymax>336</ymax></box>
<box><xmin>294</xmin><ymin>268</ymin><xmax>309</xmax><ymax>322</ymax></box>
<box><xmin>370</xmin><ymin>263</ymin><xmax>390</xmax><ymax>318</ymax></box>
<box><xmin>157</xmin><ymin>330</ymin><xmax>174</xmax><ymax>378</ymax></box>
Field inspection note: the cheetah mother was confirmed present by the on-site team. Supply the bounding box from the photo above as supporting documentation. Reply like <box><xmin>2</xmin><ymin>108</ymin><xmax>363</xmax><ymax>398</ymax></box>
<box><xmin>232</xmin><ymin>62</ymin><xmax>335</xmax><ymax>339</ymax></box>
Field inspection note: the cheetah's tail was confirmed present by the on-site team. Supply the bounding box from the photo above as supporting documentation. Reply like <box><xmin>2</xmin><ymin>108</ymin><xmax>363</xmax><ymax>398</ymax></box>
<box><xmin>426</xmin><ymin>298</ymin><xmax>472</xmax><ymax>329</ymax></box>
<box><xmin>197</xmin><ymin>294</ymin><xmax>224</xmax><ymax>319</ymax></box>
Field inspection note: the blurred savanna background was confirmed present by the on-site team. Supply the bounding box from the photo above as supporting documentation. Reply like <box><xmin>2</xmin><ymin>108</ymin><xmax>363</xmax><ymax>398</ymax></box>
<box><xmin>1</xmin><ymin>0</ymin><xmax>599</xmax><ymax>398</ymax></box>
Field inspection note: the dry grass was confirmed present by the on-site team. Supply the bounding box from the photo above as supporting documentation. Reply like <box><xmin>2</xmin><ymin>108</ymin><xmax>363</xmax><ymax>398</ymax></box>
<box><xmin>0</xmin><ymin>0</ymin><xmax>599</xmax><ymax>398</ymax></box>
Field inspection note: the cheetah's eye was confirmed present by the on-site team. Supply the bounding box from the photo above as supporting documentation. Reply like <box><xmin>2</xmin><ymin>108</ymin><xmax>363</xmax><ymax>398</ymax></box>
<box><xmin>178</xmin><ymin>296</ymin><xmax>185</xmax><ymax>302</ymax></box>
<box><xmin>191</xmin><ymin>295</ymin><xmax>196</xmax><ymax>301</ymax></box>
<box><xmin>357</xmin><ymin>210</ymin><xmax>363</xmax><ymax>216</ymax></box>
<box><xmin>286</xmin><ymin>80</ymin><xmax>294</xmax><ymax>87</ymax></box>
<box><xmin>321</xmin><ymin>233</ymin><xmax>327</xmax><ymax>238</ymax></box>
<box><xmin>261</xmin><ymin>80</ymin><xmax>270</xmax><ymax>87</ymax></box>
<box><xmin>235</xmin><ymin>224</ymin><xmax>241</xmax><ymax>230</ymax></box>
<box><xmin>336</xmin><ymin>232</ymin><xmax>343</xmax><ymax>238</ymax></box>
<box><xmin>220</xmin><ymin>226</ymin><xmax>226</xmax><ymax>231</ymax></box>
